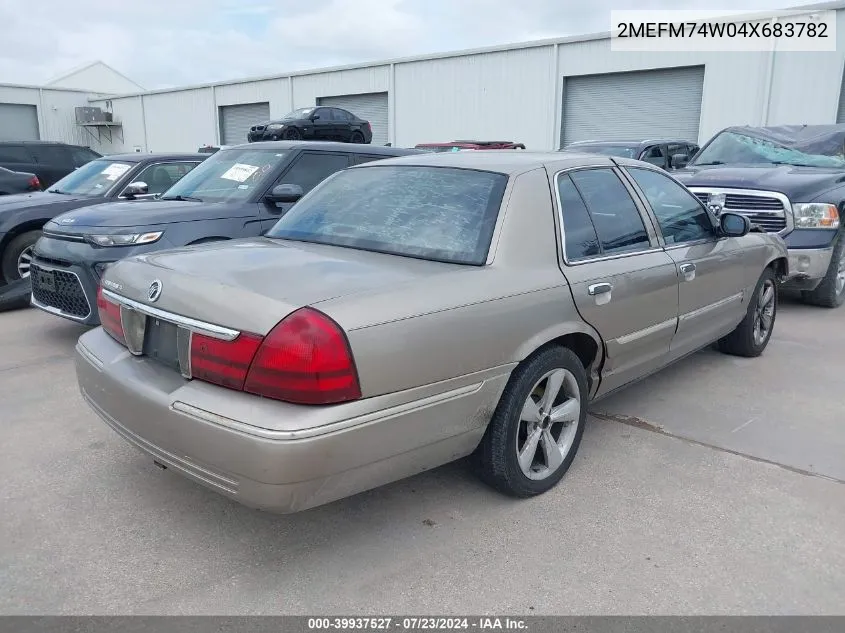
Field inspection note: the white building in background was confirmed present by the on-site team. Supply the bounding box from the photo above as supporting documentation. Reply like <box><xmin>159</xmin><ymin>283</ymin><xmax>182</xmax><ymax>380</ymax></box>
<box><xmin>45</xmin><ymin>61</ymin><xmax>145</xmax><ymax>94</ymax></box>
<box><xmin>2</xmin><ymin>2</ymin><xmax>845</xmax><ymax>154</ymax></box>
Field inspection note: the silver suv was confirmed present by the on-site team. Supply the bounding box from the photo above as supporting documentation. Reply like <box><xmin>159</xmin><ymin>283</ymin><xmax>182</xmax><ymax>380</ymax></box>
<box><xmin>75</xmin><ymin>151</ymin><xmax>788</xmax><ymax>513</ymax></box>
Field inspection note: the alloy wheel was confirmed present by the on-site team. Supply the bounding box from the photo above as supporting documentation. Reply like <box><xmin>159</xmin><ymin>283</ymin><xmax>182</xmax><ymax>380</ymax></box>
<box><xmin>516</xmin><ymin>368</ymin><xmax>581</xmax><ymax>480</ymax></box>
<box><xmin>17</xmin><ymin>246</ymin><xmax>33</xmax><ymax>279</ymax></box>
<box><xmin>752</xmin><ymin>279</ymin><xmax>776</xmax><ymax>346</ymax></box>
<box><xmin>835</xmin><ymin>246</ymin><xmax>845</xmax><ymax>297</ymax></box>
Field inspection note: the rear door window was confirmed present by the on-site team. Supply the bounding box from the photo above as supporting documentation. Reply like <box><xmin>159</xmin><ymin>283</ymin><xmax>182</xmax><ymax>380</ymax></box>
<box><xmin>569</xmin><ymin>168</ymin><xmax>652</xmax><ymax>255</ymax></box>
<box><xmin>0</xmin><ymin>145</ymin><xmax>34</xmax><ymax>163</ymax></box>
<box><xmin>350</xmin><ymin>154</ymin><xmax>391</xmax><ymax>166</ymax></box>
<box><xmin>30</xmin><ymin>144</ymin><xmax>71</xmax><ymax>166</ymax></box>
<box><xmin>557</xmin><ymin>174</ymin><xmax>600</xmax><ymax>261</ymax></box>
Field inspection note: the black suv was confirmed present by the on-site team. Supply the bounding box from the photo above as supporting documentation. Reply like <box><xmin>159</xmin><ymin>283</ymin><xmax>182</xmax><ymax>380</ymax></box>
<box><xmin>675</xmin><ymin>125</ymin><xmax>845</xmax><ymax>308</ymax></box>
<box><xmin>248</xmin><ymin>107</ymin><xmax>373</xmax><ymax>144</ymax></box>
<box><xmin>31</xmin><ymin>142</ymin><xmax>418</xmax><ymax>325</ymax></box>
<box><xmin>0</xmin><ymin>153</ymin><xmax>206</xmax><ymax>284</ymax></box>
<box><xmin>0</xmin><ymin>141</ymin><xmax>102</xmax><ymax>189</ymax></box>
<box><xmin>562</xmin><ymin>139</ymin><xmax>700</xmax><ymax>171</ymax></box>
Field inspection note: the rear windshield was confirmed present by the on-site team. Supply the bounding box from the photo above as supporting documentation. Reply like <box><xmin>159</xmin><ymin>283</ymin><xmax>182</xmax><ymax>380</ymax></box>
<box><xmin>265</xmin><ymin>165</ymin><xmax>508</xmax><ymax>265</ymax></box>
<box><xmin>48</xmin><ymin>159</ymin><xmax>133</xmax><ymax>196</ymax></box>
<box><xmin>161</xmin><ymin>148</ymin><xmax>290</xmax><ymax>202</ymax></box>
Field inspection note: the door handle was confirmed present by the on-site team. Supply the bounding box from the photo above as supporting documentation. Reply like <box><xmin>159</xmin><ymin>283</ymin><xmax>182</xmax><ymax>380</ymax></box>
<box><xmin>588</xmin><ymin>282</ymin><xmax>613</xmax><ymax>296</ymax></box>
<box><xmin>679</xmin><ymin>262</ymin><xmax>696</xmax><ymax>282</ymax></box>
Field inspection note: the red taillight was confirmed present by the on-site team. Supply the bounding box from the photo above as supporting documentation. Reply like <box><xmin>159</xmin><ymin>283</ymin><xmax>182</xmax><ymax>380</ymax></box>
<box><xmin>243</xmin><ymin>307</ymin><xmax>361</xmax><ymax>405</ymax></box>
<box><xmin>365</xmin><ymin>121</ymin><xmax>371</xmax><ymax>131</ymax></box>
<box><xmin>97</xmin><ymin>285</ymin><xmax>125</xmax><ymax>345</ymax></box>
<box><xmin>28</xmin><ymin>176</ymin><xmax>40</xmax><ymax>190</ymax></box>
<box><xmin>190</xmin><ymin>332</ymin><xmax>263</xmax><ymax>391</ymax></box>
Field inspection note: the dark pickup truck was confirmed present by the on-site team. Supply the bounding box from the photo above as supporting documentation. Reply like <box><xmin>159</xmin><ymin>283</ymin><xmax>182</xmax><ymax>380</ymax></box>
<box><xmin>674</xmin><ymin>125</ymin><xmax>845</xmax><ymax>308</ymax></box>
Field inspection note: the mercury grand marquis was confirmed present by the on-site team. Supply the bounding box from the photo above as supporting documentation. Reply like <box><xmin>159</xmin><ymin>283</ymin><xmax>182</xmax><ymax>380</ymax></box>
<box><xmin>74</xmin><ymin>151</ymin><xmax>788</xmax><ymax>513</ymax></box>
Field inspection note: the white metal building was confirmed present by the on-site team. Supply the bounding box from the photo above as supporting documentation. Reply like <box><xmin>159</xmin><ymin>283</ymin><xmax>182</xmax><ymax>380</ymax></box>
<box><xmin>3</xmin><ymin>3</ymin><xmax>845</xmax><ymax>154</ymax></box>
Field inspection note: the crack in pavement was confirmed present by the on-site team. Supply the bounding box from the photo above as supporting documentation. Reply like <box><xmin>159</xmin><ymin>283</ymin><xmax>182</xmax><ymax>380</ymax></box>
<box><xmin>590</xmin><ymin>411</ymin><xmax>845</xmax><ymax>486</ymax></box>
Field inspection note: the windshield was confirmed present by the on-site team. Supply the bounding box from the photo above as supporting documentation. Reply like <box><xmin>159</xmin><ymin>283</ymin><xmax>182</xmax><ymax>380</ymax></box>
<box><xmin>48</xmin><ymin>159</ymin><xmax>133</xmax><ymax>196</ymax></box>
<box><xmin>161</xmin><ymin>148</ymin><xmax>290</xmax><ymax>202</ymax></box>
<box><xmin>568</xmin><ymin>145</ymin><xmax>638</xmax><ymax>158</ymax></box>
<box><xmin>265</xmin><ymin>165</ymin><xmax>508</xmax><ymax>265</ymax></box>
<box><xmin>282</xmin><ymin>108</ymin><xmax>315</xmax><ymax>120</ymax></box>
<box><xmin>692</xmin><ymin>131</ymin><xmax>845</xmax><ymax>168</ymax></box>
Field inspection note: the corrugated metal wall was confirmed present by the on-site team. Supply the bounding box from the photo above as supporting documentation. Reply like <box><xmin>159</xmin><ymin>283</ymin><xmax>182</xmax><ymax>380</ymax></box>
<box><xmin>394</xmin><ymin>47</ymin><xmax>556</xmax><ymax>150</ymax></box>
<box><xmin>42</xmin><ymin>7</ymin><xmax>845</xmax><ymax>153</ymax></box>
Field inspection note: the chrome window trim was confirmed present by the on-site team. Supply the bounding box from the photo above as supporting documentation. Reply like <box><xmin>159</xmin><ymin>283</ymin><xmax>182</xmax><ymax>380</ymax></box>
<box><xmin>29</xmin><ymin>262</ymin><xmax>92</xmax><ymax>321</ymax></box>
<box><xmin>552</xmin><ymin>165</ymin><xmax>661</xmax><ymax>267</ymax></box>
<box><xmin>101</xmin><ymin>289</ymin><xmax>240</xmax><ymax>341</ymax></box>
<box><xmin>687</xmin><ymin>186</ymin><xmax>794</xmax><ymax>237</ymax></box>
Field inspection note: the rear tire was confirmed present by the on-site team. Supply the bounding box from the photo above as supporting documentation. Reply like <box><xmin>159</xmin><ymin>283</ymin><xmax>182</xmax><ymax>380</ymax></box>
<box><xmin>718</xmin><ymin>267</ymin><xmax>777</xmax><ymax>357</ymax></box>
<box><xmin>350</xmin><ymin>131</ymin><xmax>365</xmax><ymax>144</ymax></box>
<box><xmin>800</xmin><ymin>237</ymin><xmax>845</xmax><ymax>308</ymax></box>
<box><xmin>477</xmin><ymin>346</ymin><xmax>587</xmax><ymax>498</ymax></box>
<box><xmin>1</xmin><ymin>230</ymin><xmax>41</xmax><ymax>283</ymax></box>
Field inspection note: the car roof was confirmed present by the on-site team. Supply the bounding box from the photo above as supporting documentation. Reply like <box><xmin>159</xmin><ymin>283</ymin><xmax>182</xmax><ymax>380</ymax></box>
<box><xmin>228</xmin><ymin>141</ymin><xmax>421</xmax><ymax>156</ymax></box>
<box><xmin>0</xmin><ymin>140</ymin><xmax>93</xmax><ymax>148</ymax></box>
<box><xmin>566</xmin><ymin>139</ymin><xmax>695</xmax><ymax>147</ymax></box>
<box><xmin>96</xmin><ymin>152</ymin><xmax>208</xmax><ymax>162</ymax></box>
<box><xmin>354</xmin><ymin>150</ymin><xmax>619</xmax><ymax>174</ymax></box>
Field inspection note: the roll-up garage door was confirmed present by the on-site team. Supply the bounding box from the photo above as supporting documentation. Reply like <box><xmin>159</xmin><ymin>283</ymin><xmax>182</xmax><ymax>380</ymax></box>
<box><xmin>219</xmin><ymin>102</ymin><xmax>270</xmax><ymax>145</ymax></box>
<box><xmin>317</xmin><ymin>92</ymin><xmax>389</xmax><ymax>146</ymax></box>
<box><xmin>560</xmin><ymin>66</ymin><xmax>705</xmax><ymax>148</ymax></box>
<box><xmin>0</xmin><ymin>103</ymin><xmax>40</xmax><ymax>141</ymax></box>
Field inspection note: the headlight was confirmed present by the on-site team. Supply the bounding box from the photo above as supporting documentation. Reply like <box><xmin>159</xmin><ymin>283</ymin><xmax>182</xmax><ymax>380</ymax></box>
<box><xmin>85</xmin><ymin>231</ymin><xmax>163</xmax><ymax>247</ymax></box>
<box><xmin>266</xmin><ymin>123</ymin><xmax>284</xmax><ymax>131</ymax></box>
<box><xmin>792</xmin><ymin>203</ymin><xmax>840</xmax><ymax>229</ymax></box>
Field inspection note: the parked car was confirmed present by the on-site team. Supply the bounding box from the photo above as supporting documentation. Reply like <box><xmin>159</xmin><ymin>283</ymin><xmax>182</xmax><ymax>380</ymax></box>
<box><xmin>562</xmin><ymin>139</ymin><xmax>699</xmax><ymax>170</ymax></box>
<box><xmin>415</xmin><ymin>140</ymin><xmax>526</xmax><ymax>152</ymax></box>
<box><xmin>0</xmin><ymin>152</ymin><xmax>206</xmax><ymax>284</ymax></box>
<box><xmin>75</xmin><ymin>151</ymin><xmax>787</xmax><ymax>514</ymax></box>
<box><xmin>0</xmin><ymin>141</ymin><xmax>102</xmax><ymax>189</ymax></box>
<box><xmin>248</xmin><ymin>107</ymin><xmax>372</xmax><ymax>144</ymax></box>
<box><xmin>674</xmin><ymin>125</ymin><xmax>845</xmax><ymax>308</ymax></box>
<box><xmin>0</xmin><ymin>167</ymin><xmax>41</xmax><ymax>195</ymax></box>
<box><xmin>31</xmin><ymin>142</ymin><xmax>418</xmax><ymax>325</ymax></box>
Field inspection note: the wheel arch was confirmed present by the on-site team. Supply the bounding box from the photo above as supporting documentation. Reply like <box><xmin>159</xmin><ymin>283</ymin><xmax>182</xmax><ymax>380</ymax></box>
<box><xmin>767</xmin><ymin>255</ymin><xmax>789</xmax><ymax>282</ymax></box>
<box><xmin>513</xmin><ymin>322</ymin><xmax>604</xmax><ymax>394</ymax></box>
<box><xmin>187</xmin><ymin>236</ymin><xmax>230</xmax><ymax>246</ymax></box>
<box><xmin>0</xmin><ymin>219</ymin><xmax>49</xmax><ymax>255</ymax></box>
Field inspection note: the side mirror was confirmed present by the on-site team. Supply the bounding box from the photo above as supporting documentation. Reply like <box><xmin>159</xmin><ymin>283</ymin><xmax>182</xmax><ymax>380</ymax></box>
<box><xmin>266</xmin><ymin>183</ymin><xmax>304</xmax><ymax>203</ymax></box>
<box><xmin>310</xmin><ymin>114</ymin><xmax>321</xmax><ymax>121</ymax></box>
<box><xmin>122</xmin><ymin>181</ymin><xmax>149</xmax><ymax>199</ymax></box>
<box><xmin>719</xmin><ymin>212</ymin><xmax>751</xmax><ymax>237</ymax></box>
<box><xmin>671</xmin><ymin>153</ymin><xmax>689</xmax><ymax>169</ymax></box>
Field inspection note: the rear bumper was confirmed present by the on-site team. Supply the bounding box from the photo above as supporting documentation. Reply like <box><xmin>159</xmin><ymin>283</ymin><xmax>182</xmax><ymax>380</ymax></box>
<box><xmin>75</xmin><ymin>327</ymin><xmax>507</xmax><ymax>513</ymax></box>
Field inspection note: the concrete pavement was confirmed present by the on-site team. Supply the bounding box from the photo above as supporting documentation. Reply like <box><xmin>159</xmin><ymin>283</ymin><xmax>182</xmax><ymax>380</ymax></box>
<box><xmin>1</xmin><ymin>302</ymin><xmax>843</xmax><ymax>615</ymax></box>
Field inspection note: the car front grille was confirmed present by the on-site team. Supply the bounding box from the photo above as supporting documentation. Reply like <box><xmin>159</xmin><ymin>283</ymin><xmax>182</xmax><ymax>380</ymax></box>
<box><xmin>691</xmin><ymin>189</ymin><xmax>789</xmax><ymax>234</ymax></box>
<box><xmin>29</xmin><ymin>262</ymin><xmax>91</xmax><ymax>320</ymax></box>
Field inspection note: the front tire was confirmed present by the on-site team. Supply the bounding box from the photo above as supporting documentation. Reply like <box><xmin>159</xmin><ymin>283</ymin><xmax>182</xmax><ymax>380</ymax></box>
<box><xmin>283</xmin><ymin>127</ymin><xmax>302</xmax><ymax>141</ymax></box>
<box><xmin>1</xmin><ymin>230</ymin><xmax>41</xmax><ymax>283</ymax></box>
<box><xmin>718</xmin><ymin>267</ymin><xmax>777</xmax><ymax>357</ymax></box>
<box><xmin>478</xmin><ymin>347</ymin><xmax>587</xmax><ymax>498</ymax></box>
<box><xmin>801</xmin><ymin>237</ymin><xmax>845</xmax><ymax>308</ymax></box>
